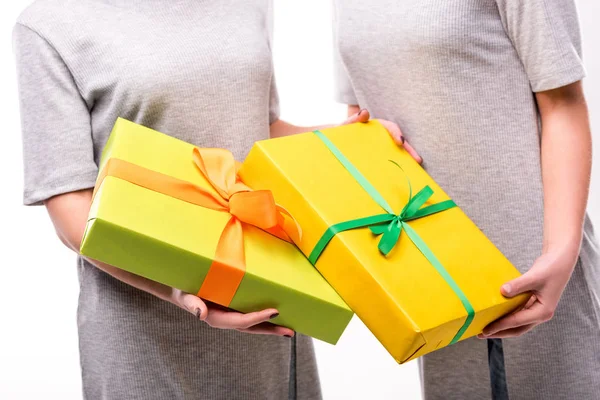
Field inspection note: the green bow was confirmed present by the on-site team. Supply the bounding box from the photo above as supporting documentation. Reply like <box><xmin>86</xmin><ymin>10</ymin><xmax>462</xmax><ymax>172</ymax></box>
<box><xmin>368</xmin><ymin>161</ymin><xmax>457</xmax><ymax>256</ymax></box>
<box><xmin>308</xmin><ymin>130</ymin><xmax>474</xmax><ymax>345</ymax></box>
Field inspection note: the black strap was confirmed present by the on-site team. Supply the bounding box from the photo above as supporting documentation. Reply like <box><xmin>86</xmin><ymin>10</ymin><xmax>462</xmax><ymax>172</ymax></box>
<box><xmin>288</xmin><ymin>335</ymin><xmax>297</xmax><ymax>400</ymax></box>
<box><xmin>488</xmin><ymin>338</ymin><xmax>510</xmax><ymax>400</ymax></box>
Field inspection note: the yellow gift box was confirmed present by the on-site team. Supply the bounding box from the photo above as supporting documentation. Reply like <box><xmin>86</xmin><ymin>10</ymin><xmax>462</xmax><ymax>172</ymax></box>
<box><xmin>80</xmin><ymin>118</ymin><xmax>353</xmax><ymax>344</ymax></box>
<box><xmin>239</xmin><ymin>121</ymin><xmax>528</xmax><ymax>363</ymax></box>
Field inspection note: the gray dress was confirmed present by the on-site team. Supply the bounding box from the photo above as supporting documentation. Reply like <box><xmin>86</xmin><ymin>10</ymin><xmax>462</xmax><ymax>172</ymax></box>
<box><xmin>333</xmin><ymin>0</ymin><xmax>600</xmax><ymax>399</ymax></box>
<box><xmin>14</xmin><ymin>0</ymin><xmax>320</xmax><ymax>399</ymax></box>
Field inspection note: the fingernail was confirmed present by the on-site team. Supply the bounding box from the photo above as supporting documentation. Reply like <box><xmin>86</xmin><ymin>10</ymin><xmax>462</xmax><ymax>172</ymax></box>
<box><xmin>195</xmin><ymin>308</ymin><xmax>203</xmax><ymax>319</ymax></box>
<box><xmin>270</xmin><ymin>313</ymin><xmax>279</xmax><ymax>319</ymax></box>
<box><xmin>502</xmin><ymin>284</ymin><xmax>512</xmax><ymax>295</ymax></box>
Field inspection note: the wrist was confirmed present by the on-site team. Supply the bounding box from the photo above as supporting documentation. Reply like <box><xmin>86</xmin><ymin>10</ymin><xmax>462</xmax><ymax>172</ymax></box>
<box><xmin>543</xmin><ymin>235</ymin><xmax>581</xmax><ymax>261</ymax></box>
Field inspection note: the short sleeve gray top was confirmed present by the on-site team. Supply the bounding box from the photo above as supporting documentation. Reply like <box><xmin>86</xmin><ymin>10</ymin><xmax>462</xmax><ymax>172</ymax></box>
<box><xmin>14</xmin><ymin>1</ymin><xmax>320</xmax><ymax>399</ymax></box>
<box><xmin>333</xmin><ymin>1</ymin><xmax>600</xmax><ymax>399</ymax></box>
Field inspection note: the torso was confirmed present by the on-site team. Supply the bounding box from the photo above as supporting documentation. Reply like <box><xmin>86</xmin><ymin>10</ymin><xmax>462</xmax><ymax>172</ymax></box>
<box><xmin>335</xmin><ymin>0</ymin><xmax>545</xmax><ymax>271</ymax></box>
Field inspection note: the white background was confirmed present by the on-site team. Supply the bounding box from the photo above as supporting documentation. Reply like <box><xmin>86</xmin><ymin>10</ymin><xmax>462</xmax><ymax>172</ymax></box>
<box><xmin>0</xmin><ymin>1</ymin><xmax>598</xmax><ymax>399</ymax></box>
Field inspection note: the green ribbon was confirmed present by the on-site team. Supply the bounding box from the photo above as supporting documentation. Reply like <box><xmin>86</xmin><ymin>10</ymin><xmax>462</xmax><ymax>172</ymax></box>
<box><xmin>308</xmin><ymin>130</ymin><xmax>475</xmax><ymax>345</ymax></box>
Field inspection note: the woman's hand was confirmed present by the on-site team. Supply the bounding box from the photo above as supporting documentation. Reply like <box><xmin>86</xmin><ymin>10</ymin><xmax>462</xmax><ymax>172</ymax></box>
<box><xmin>171</xmin><ymin>288</ymin><xmax>294</xmax><ymax>336</ymax></box>
<box><xmin>345</xmin><ymin>107</ymin><xmax>422</xmax><ymax>164</ymax></box>
<box><xmin>45</xmin><ymin>189</ymin><xmax>294</xmax><ymax>338</ymax></box>
<box><xmin>479</xmin><ymin>246</ymin><xmax>579</xmax><ymax>339</ymax></box>
<box><xmin>269</xmin><ymin>107</ymin><xmax>422</xmax><ymax>163</ymax></box>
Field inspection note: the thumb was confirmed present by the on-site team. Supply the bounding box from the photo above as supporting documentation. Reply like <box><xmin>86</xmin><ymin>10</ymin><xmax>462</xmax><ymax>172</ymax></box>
<box><xmin>181</xmin><ymin>293</ymin><xmax>209</xmax><ymax>321</ymax></box>
<box><xmin>501</xmin><ymin>268</ymin><xmax>543</xmax><ymax>297</ymax></box>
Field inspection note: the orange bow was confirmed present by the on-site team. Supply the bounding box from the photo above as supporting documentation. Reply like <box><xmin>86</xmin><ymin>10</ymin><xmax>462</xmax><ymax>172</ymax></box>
<box><xmin>191</xmin><ymin>148</ymin><xmax>300</xmax><ymax>304</ymax></box>
<box><xmin>93</xmin><ymin>147</ymin><xmax>300</xmax><ymax>306</ymax></box>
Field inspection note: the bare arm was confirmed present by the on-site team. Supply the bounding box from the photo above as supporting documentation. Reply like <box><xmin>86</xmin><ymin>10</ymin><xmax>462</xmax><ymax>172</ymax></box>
<box><xmin>482</xmin><ymin>81</ymin><xmax>592</xmax><ymax>338</ymax></box>
<box><xmin>45</xmin><ymin>190</ymin><xmax>293</xmax><ymax>337</ymax></box>
<box><xmin>46</xmin><ymin>189</ymin><xmax>177</xmax><ymax>302</ymax></box>
<box><xmin>268</xmin><ymin>108</ymin><xmax>370</xmax><ymax>138</ymax></box>
<box><xmin>347</xmin><ymin>105</ymin><xmax>360</xmax><ymax>117</ymax></box>
<box><xmin>538</xmin><ymin>81</ymin><xmax>591</xmax><ymax>255</ymax></box>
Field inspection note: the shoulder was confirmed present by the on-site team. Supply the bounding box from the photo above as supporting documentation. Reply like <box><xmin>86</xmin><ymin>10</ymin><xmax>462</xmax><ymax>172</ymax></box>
<box><xmin>16</xmin><ymin>0</ymin><xmax>95</xmax><ymax>38</ymax></box>
<box><xmin>14</xmin><ymin>0</ymin><xmax>108</xmax><ymax>63</ymax></box>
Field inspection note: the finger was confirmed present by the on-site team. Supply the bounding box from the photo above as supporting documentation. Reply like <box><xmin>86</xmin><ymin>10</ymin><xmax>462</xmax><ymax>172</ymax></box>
<box><xmin>507</xmin><ymin>293</ymin><xmax>536</xmax><ymax>317</ymax></box>
<box><xmin>522</xmin><ymin>294</ymin><xmax>537</xmax><ymax>310</ymax></box>
<box><xmin>205</xmin><ymin>307</ymin><xmax>279</xmax><ymax>330</ymax></box>
<box><xmin>482</xmin><ymin>302</ymin><xmax>550</xmax><ymax>336</ymax></box>
<box><xmin>378</xmin><ymin>120</ymin><xmax>422</xmax><ymax>163</ymax></box>
<box><xmin>355</xmin><ymin>108</ymin><xmax>370</xmax><ymax>123</ymax></box>
<box><xmin>378</xmin><ymin>119</ymin><xmax>403</xmax><ymax>144</ymax></box>
<box><xmin>340</xmin><ymin>108</ymin><xmax>370</xmax><ymax>125</ymax></box>
<box><xmin>478</xmin><ymin>323</ymin><xmax>537</xmax><ymax>339</ymax></box>
<box><xmin>501</xmin><ymin>268</ymin><xmax>545</xmax><ymax>297</ymax></box>
<box><xmin>180</xmin><ymin>293</ymin><xmax>208</xmax><ymax>321</ymax></box>
<box><xmin>237</xmin><ymin>322</ymin><xmax>295</xmax><ymax>337</ymax></box>
<box><xmin>402</xmin><ymin>141</ymin><xmax>423</xmax><ymax>164</ymax></box>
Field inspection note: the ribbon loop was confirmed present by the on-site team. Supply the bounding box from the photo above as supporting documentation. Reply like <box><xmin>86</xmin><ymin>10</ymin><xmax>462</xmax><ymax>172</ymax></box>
<box><xmin>369</xmin><ymin>223</ymin><xmax>390</xmax><ymax>235</ymax></box>
<box><xmin>378</xmin><ymin>219</ymin><xmax>403</xmax><ymax>256</ymax></box>
<box><xmin>401</xmin><ymin>186</ymin><xmax>434</xmax><ymax>219</ymax></box>
<box><xmin>192</xmin><ymin>147</ymin><xmax>251</xmax><ymax>199</ymax></box>
<box><xmin>404</xmin><ymin>199</ymin><xmax>457</xmax><ymax>221</ymax></box>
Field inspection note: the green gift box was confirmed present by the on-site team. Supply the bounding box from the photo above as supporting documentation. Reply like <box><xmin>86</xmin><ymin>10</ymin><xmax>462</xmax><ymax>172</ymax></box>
<box><xmin>80</xmin><ymin>118</ymin><xmax>353</xmax><ymax>344</ymax></box>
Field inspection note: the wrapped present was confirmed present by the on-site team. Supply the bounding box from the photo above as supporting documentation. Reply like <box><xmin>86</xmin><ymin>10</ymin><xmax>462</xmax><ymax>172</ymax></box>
<box><xmin>239</xmin><ymin>121</ymin><xmax>529</xmax><ymax>363</ymax></box>
<box><xmin>80</xmin><ymin>118</ymin><xmax>353</xmax><ymax>344</ymax></box>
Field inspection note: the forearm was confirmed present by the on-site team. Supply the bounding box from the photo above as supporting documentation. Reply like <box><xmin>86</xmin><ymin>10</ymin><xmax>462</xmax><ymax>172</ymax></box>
<box><xmin>91</xmin><ymin>259</ymin><xmax>176</xmax><ymax>302</ymax></box>
<box><xmin>538</xmin><ymin>82</ymin><xmax>592</xmax><ymax>257</ymax></box>
<box><xmin>269</xmin><ymin>119</ymin><xmax>333</xmax><ymax>139</ymax></box>
<box><xmin>269</xmin><ymin>103</ymin><xmax>365</xmax><ymax>139</ymax></box>
<box><xmin>45</xmin><ymin>190</ymin><xmax>177</xmax><ymax>304</ymax></box>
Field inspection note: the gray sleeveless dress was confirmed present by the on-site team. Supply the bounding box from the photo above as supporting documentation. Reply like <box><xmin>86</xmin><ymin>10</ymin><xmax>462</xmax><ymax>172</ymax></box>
<box><xmin>333</xmin><ymin>0</ymin><xmax>600</xmax><ymax>399</ymax></box>
<box><xmin>14</xmin><ymin>0</ymin><xmax>321</xmax><ymax>398</ymax></box>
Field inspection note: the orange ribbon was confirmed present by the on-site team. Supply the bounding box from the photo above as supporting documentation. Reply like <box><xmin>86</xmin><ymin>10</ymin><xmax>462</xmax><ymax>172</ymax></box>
<box><xmin>93</xmin><ymin>148</ymin><xmax>300</xmax><ymax>306</ymax></box>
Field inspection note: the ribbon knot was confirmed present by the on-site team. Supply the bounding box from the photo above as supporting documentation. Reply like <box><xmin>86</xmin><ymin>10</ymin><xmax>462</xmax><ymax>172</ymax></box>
<box><xmin>367</xmin><ymin>172</ymin><xmax>455</xmax><ymax>256</ymax></box>
<box><xmin>228</xmin><ymin>191</ymin><xmax>278</xmax><ymax>229</ymax></box>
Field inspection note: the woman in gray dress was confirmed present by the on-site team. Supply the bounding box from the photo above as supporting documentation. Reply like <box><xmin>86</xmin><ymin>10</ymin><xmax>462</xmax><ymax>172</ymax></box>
<box><xmin>333</xmin><ymin>0</ymin><xmax>599</xmax><ymax>399</ymax></box>
<box><xmin>13</xmin><ymin>0</ymin><xmax>411</xmax><ymax>398</ymax></box>
<box><xmin>14</xmin><ymin>1</ymin><xmax>412</xmax><ymax>398</ymax></box>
